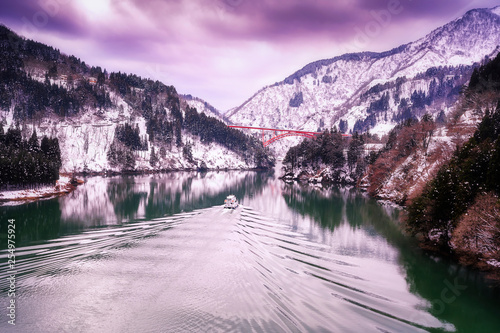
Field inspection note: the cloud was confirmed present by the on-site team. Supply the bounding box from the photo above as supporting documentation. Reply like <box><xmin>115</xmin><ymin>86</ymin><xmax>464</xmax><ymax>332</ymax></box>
<box><xmin>0</xmin><ymin>0</ymin><xmax>498</xmax><ymax>110</ymax></box>
<box><xmin>200</xmin><ymin>0</ymin><xmax>358</xmax><ymax>41</ymax></box>
<box><xmin>0</xmin><ymin>0</ymin><xmax>87</xmax><ymax>38</ymax></box>
<box><xmin>189</xmin><ymin>0</ymin><xmax>477</xmax><ymax>42</ymax></box>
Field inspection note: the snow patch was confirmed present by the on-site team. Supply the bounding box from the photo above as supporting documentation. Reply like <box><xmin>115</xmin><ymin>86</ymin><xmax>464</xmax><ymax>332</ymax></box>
<box><xmin>491</xmin><ymin>6</ymin><xmax>500</xmax><ymax>16</ymax></box>
<box><xmin>486</xmin><ymin>259</ymin><xmax>500</xmax><ymax>268</ymax></box>
<box><xmin>0</xmin><ymin>176</ymin><xmax>74</xmax><ymax>205</ymax></box>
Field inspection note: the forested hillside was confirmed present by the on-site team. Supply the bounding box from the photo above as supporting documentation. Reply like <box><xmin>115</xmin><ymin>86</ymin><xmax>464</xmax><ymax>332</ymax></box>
<box><xmin>280</xmin><ymin>51</ymin><xmax>500</xmax><ymax>272</ymax></box>
<box><xmin>0</xmin><ymin>25</ymin><xmax>111</xmax><ymax>118</ymax></box>
<box><xmin>0</xmin><ymin>25</ymin><xmax>273</xmax><ymax>175</ymax></box>
<box><xmin>358</xmin><ymin>52</ymin><xmax>500</xmax><ymax>271</ymax></box>
<box><xmin>361</xmin><ymin>53</ymin><xmax>500</xmax><ymax>205</ymax></box>
<box><xmin>281</xmin><ymin>130</ymin><xmax>369</xmax><ymax>184</ymax></box>
<box><xmin>364</xmin><ymin>115</ymin><xmax>445</xmax><ymax>204</ymax></box>
<box><xmin>405</xmin><ymin>53</ymin><xmax>500</xmax><ymax>269</ymax></box>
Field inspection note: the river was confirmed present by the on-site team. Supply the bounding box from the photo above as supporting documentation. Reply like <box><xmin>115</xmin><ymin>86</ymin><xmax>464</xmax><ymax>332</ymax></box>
<box><xmin>1</xmin><ymin>171</ymin><xmax>499</xmax><ymax>332</ymax></box>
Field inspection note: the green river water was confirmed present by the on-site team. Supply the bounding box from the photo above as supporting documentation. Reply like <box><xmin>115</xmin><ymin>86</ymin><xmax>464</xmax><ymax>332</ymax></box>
<box><xmin>0</xmin><ymin>171</ymin><xmax>499</xmax><ymax>332</ymax></box>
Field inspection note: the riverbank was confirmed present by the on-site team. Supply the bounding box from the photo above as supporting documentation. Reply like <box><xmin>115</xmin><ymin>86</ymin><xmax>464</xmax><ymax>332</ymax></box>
<box><xmin>279</xmin><ymin>167</ymin><xmax>358</xmax><ymax>186</ymax></box>
<box><xmin>418</xmin><ymin>240</ymin><xmax>500</xmax><ymax>282</ymax></box>
<box><xmin>279</xmin><ymin>176</ymin><xmax>500</xmax><ymax>280</ymax></box>
<box><xmin>0</xmin><ymin>175</ymin><xmax>83</xmax><ymax>205</ymax></box>
<box><xmin>76</xmin><ymin>166</ymin><xmax>272</xmax><ymax>177</ymax></box>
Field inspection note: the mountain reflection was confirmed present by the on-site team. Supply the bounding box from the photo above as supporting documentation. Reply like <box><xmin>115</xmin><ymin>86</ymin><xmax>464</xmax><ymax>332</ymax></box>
<box><xmin>0</xmin><ymin>171</ymin><xmax>271</xmax><ymax>246</ymax></box>
<box><xmin>279</xmin><ymin>181</ymin><xmax>500</xmax><ymax>332</ymax></box>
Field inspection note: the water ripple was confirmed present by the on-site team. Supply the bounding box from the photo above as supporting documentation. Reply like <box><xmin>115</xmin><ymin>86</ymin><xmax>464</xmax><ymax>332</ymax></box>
<box><xmin>0</xmin><ymin>205</ymin><xmax>452</xmax><ymax>332</ymax></box>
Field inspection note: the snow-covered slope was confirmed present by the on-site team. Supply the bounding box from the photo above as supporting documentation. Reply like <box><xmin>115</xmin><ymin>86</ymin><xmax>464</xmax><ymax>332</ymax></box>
<box><xmin>227</xmin><ymin>7</ymin><xmax>500</xmax><ymax>137</ymax></box>
<box><xmin>0</xmin><ymin>22</ymin><xmax>272</xmax><ymax>174</ymax></box>
<box><xmin>181</xmin><ymin>94</ymin><xmax>225</xmax><ymax>122</ymax></box>
<box><xmin>0</xmin><ymin>88</ymin><xmax>256</xmax><ymax>173</ymax></box>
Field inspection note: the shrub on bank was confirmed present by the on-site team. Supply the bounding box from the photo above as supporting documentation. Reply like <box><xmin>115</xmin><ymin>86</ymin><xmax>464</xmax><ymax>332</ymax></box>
<box><xmin>406</xmin><ymin>104</ymin><xmax>500</xmax><ymax>253</ymax></box>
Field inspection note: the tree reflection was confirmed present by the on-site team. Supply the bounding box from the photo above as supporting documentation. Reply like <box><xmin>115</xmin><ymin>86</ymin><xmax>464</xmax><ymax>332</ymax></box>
<box><xmin>107</xmin><ymin>176</ymin><xmax>148</xmax><ymax>222</ymax></box>
<box><xmin>281</xmin><ymin>182</ymin><xmax>500</xmax><ymax>332</ymax></box>
<box><xmin>0</xmin><ymin>200</ymin><xmax>61</xmax><ymax>247</ymax></box>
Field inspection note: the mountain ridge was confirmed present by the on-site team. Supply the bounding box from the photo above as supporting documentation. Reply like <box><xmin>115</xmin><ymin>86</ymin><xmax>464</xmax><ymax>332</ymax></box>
<box><xmin>227</xmin><ymin>6</ymin><xmax>500</xmax><ymax>139</ymax></box>
<box><xmin>0</xmin><ymin>24</ymin><xmax>273</xmax><ymax>173</ymax></box>
<box><xmin>281</xmin><ymin>6</ymin><xmax>500</xmax><ymax>85</ymax></box>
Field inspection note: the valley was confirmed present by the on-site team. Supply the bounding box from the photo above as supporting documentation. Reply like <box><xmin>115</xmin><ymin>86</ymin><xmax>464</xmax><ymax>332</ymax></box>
<box><xmin>1</xmin><ymin>4</ymin><xmax>500</xmax><ymax>331</ymax></box>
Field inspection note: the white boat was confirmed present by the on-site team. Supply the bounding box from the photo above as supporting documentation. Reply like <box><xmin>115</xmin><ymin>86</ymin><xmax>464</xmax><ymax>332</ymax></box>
<box><xmin>224</xmin><ymin>195</ymin><xmax>238</xmax><ymax>209</ymax></box>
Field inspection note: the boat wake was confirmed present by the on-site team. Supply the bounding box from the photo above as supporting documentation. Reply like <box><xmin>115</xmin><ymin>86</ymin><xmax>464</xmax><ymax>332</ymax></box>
<box><xmin>0</xmin><ymin>211</ymin><xmax>201</xmax><ymax>291</ymax></box>
<box><xmin>0</xmin><ymin>205</ymin><xmax>452</xmax><ymax>332</ymax></box>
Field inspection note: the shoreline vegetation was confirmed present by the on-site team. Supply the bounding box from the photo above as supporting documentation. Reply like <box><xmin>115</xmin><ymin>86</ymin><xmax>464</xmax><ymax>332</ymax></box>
<box><xmin>0</xmin><ymin>174</ymin><xmax>82</xmax><ymax>204</ymax></box>
<box><xmin>0</xmin><ymin>167</ymin><xmax>269</xmax><ymax>204</ymax></box>
<box><xmin>1</xmin><ymin>20</ymin><xmax>499</xmax><ymax>280</ymax></box>
<box><xmin>279</xmin><ymin>53</ymin><xmax>500</xmax><ymax>280</ymax></box>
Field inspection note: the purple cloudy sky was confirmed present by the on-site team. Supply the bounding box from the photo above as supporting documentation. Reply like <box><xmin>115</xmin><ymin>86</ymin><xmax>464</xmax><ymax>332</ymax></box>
<box><xmin>0</xmin><ymin>0</ymin><xmax>498</xmax><ymax>110</ymax></box>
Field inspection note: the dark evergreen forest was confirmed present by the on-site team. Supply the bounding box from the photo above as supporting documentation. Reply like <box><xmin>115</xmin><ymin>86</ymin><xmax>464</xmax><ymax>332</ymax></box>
<box><xmin>283</xmin><ymin>130</ymin><xmax>367</xmax><ymax>183</ymax></box>
<box><xmin>0</xmin><ymin>124</ymin><xmax>61</xmax><ymax>188</ymax></box>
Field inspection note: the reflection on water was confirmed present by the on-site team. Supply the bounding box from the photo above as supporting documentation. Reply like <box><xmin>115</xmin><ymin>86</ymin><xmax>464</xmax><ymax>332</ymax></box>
<box><xmin>0</xmin><ymin>200</ymin><xmax>62</xmax><ymax>244</ymax></box>
<box><xmin>247</xmin><ymin>181</ymin><xmax>500</xmax><ymax>333</ymax></box>
<box><xmin>0</xmin><ymin>171</ymin><xmax>272</xmax><ymax>246</ymax></box>
<box><xmin>0</xmin><ymin>172</ymin><xmax>499</xmax><ymax>332</ymax></box>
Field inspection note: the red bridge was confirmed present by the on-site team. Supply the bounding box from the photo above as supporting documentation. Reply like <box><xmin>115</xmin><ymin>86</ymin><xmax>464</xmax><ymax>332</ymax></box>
<box><xmin>228</xmin><ymin>125</ymin><xmax>350</xmax><ymax>147</ymax></box>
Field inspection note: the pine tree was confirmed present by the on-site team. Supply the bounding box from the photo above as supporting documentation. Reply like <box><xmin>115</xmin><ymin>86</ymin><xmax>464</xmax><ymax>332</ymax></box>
<box><xmin>5</xmin><ymin>127</ymin><xmax>22</xmax><ymax>148</ymax></box>
<box><xmin>0</xmin><ymin>129</ymin><xmax>60</xmax><ymax>187</ymax></box>
<box><xmin>347</xmin><ymin>133</ymin><xmax>364</xmax><ymax>171</ymax></box>
<box><xmin>123</xmin><ymin>149</ymin><xmax>135</xmax><ymax>171</ymax></box>
<box><xmin>107</xmin><ymin>141</ymin><xmax>119</xmax><ymax>168</ymax></box>
<box><xmin>28</xmin><ymin>128</ymin><xmax>39</xmax><ymax>152</ymax></box>
<box><xmin>150</xmin><ymin>146</ymin><xmax>158</xmax><ymax>167</ymax></box>
<box><xmin>0</xmin><ymin>123</ymin><xmax>4</xmax><ymax>144</ymax></box>
<box><xmin>175</xmin><ymin>121</ymin><xmax>182</xmax><ymax>147</ymax></box>
<box><xmin>159</xmin><ymin>146</ymin><xmax>166</xmax><ymax>159</ymax></box>
<box><xmin>48</xmin><ymin>63</ymin><xmax>58</xmax><ymax>78</ymax></box>
<box><xmin>182</xmin><ymin>142</ymin><xmax>194</xmax><ymax>163</ymax></box>
<box><xmin>41</xmin><ymin>136</ymin><xmax>50</xmax><ymax>155</ymax></box>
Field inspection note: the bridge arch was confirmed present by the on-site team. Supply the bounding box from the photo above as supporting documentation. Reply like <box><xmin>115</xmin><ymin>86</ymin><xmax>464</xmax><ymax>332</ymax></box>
<box><xmin>227</xmin><ymin>125</ymin><xmax>351</xmax><ymax>147</ymax></box>
<box><xmin>228</xmin><ymin>125</ymin><xmax>321</xmax><ymax>147</ymax></box>
<box><xmin>263</xmin><ymin>132</ymin><xmax>316</xmax><ymax>147</ymax></box>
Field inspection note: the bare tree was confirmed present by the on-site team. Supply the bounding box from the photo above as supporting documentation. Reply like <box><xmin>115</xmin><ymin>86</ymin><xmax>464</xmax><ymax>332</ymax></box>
<box><xmin>451</xmin><ymin>192</ymin><xmax>500</xmax><ymax>262</ymax></box>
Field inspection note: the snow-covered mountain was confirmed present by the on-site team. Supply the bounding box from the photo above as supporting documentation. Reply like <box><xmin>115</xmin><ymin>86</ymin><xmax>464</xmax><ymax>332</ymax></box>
<box><xmin>227</xmin><ymin>7</ymin><xmax>500</xmax><ymax>137</ymax></box>
<box><xmin>180</xmin><ymin>94</ymin><xmax>225</xmax><ymax>122</ymax></box>
<box><xmin>1</xmin><ymin>97</ymin><xmax>257</xmax><ymax>173</ymax></box>
<box><xmin>0</xmin><ymin>25</ymin><xmax>273</xmax><ymax>174</ymax></box>
<box><xmin>0</xmin><ymin>88</ymin><xmax>255</xmax><ymax>173</ymax></box>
